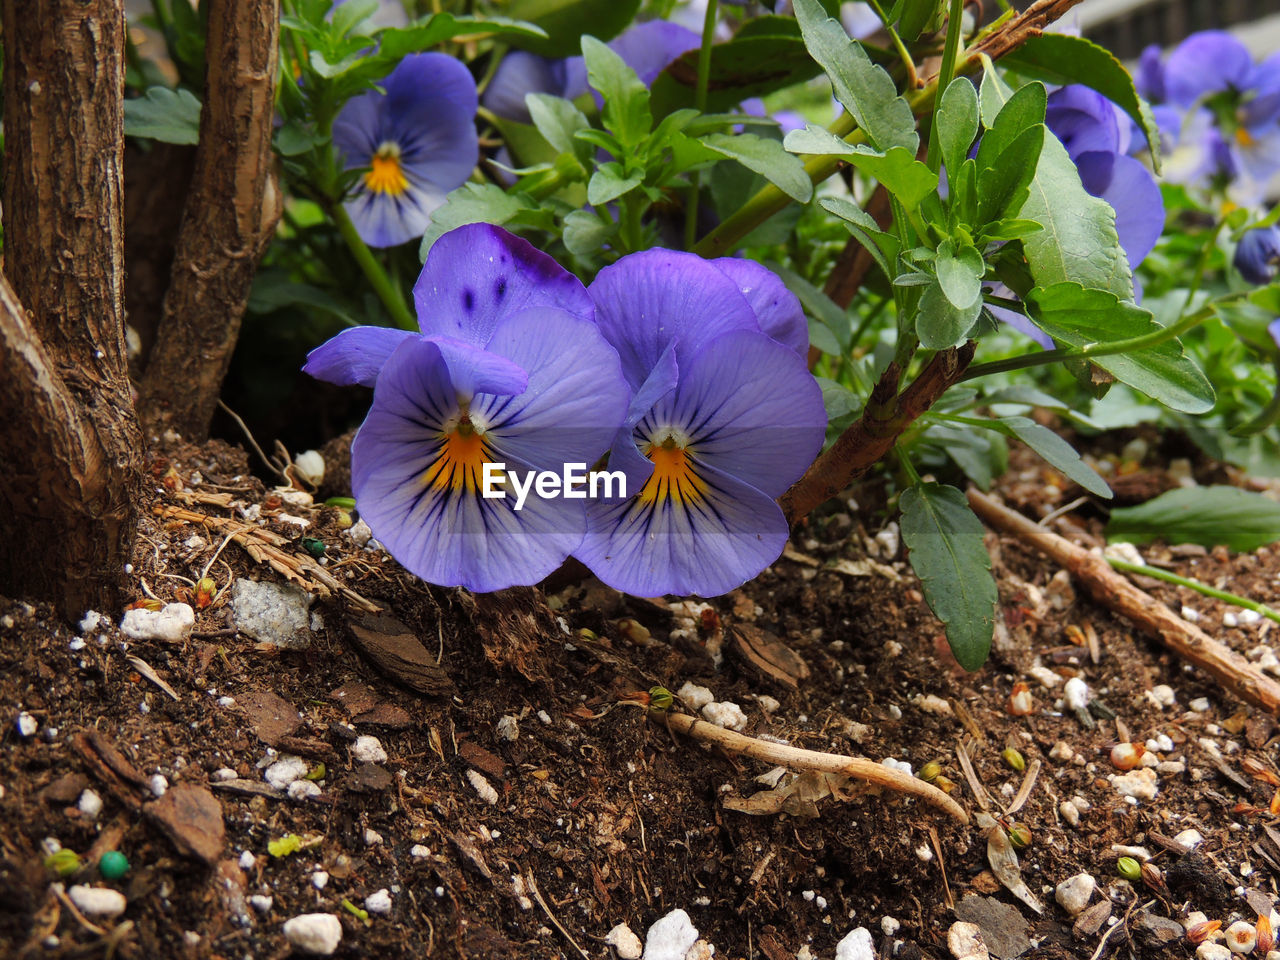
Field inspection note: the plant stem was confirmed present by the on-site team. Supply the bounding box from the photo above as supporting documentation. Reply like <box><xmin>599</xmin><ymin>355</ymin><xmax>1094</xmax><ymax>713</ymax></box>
<box><xmin>685</xmin><ymin>0</ymin><xmax>720</xmax><ymax>250</ymax></box>
<box><xmin>865</xmin><ymin>0</ymin><xmax>918</xmax><ymax>89</ymax></box>
<box><xmin>329</xmin><ymin>202</ymin><xmax>418</xmax><ymax>331</ymax></box>
<box><xmin>926</xmin><ymin>0</ymin><xmax>966</xmax><ymax>173</ymax></box>
<box><xmin>1107</xmin><ymin>557</ymin><xmax>1280</xmax><ymax>625</ymax></box>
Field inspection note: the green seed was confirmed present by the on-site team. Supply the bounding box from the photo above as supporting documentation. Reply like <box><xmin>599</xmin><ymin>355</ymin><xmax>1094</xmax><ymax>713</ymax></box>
<box><xmin>1116</xmin><ymin>856</ymin><xmax>1141</xmax><ymax>881</ymax></box>
<box><xmin>918</xmin><ymin>761</ymin><xmax>943</xmax><ymax>783</ymax></box>
<box><xmin>98</xmin><ymin>850</ymin><xmax>129</xmax><ymax>879</ymax></box>
<box><xmin>301</xmin><ymin>537</ymin><xmax>326</xmax><ymax>558</ymax></box>
<box><xmin>325</xmin><ymin>497</ymin><xmax>356</xmax><ymax>510</ymax></box>
<box><xmin>648</xmin><ymin>686</ymin><xmax>673</xmax><ymax>711</ymax></box>
<box><xmin>1006</xmin><ymin>824</ymin><xmax>1031</xmax><ymax>849</ymax></box>
<box><xmin>1002</xmin><ymin>748</ymin><xmax>1026</xmax><ymax>772</ymax></box>
<box><xmin>44</xmin><ymin>849</ymin><xmax>81</xmax><ymax>877</ymax></box>
<box><xmin>305</xmin><ymin>763</ymin><xmax>326</xmax><ymax>782</ymax></box>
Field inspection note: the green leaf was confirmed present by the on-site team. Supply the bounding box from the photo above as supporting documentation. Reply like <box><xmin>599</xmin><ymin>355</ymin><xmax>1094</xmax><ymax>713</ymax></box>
<box><xmin>934</xmin><ymin>239</ymin><xmax>984</xmax><ymax>312</ymax></box>
<box><xmin>700</xmin><ymin>133</ymin><xmax>812</xmax><ymax>203</ymax></box>
<box><xmin>900</xmin><ymin>482</ymin><xmax>997</xmax><ymax>671</ymax></box>
<box><xmin>977</xmin><ymin>54</ymin><xmax>1016</xmax><ymax>127</ymax></box>
<box><xmin>503</xmin><ymin>0</ymin><xmax>638</xmax><ymax>57</ymax></box>
<box><xmin>1107</xmin><ymin>486</ymin><xmax>1280</xmax><ymax>552</ymax></box>
<box><xmin>1025</xmin><ymin>282</ymin><xmax>1215</xmax><ymax>414</ymax></box>
<box><xmin>976</xmin><ymin>218</ymin><xmax>1044</xmax><ymax>242</ymax></box>
<box><xmin>896</xmin><ymin>0</ymin><xmax>939</xmax><ymax>40</ymax></box>
<box><xmin>792</xmin><ymin>0</ymin><xmax>918</xmax><ymax>153</ymax></box>
<box><xmin>976</xmin><ymin>123</ymin><xmax>1044</xmax><ymax>226</ymax></box>
<box><xmin>274</xmin><ymin>121</ymin><xmax>326</xmax><ymax>157</ymax></box>
<box><xmin>819</xmin><ymin>196</ymin><xmax>899</xmax><ymax>281</ymax></box>
<box><xmin>124</xmin><ymin>87</ymin><xmax>201</xmax><ymax>145</ymax></box>
<box><xmin>783</xmin><ymin>128</ymin><xmax>936</xmax><ymax>208</ymax></box>
<box><xmin>375</xmin><ymin>15</ymin><xmax>549</xmax><ymax>61</ymax></box>
<box><xmin>563</xmin><ymin>210</ymin><xmax>617</xmax><ymax>256</ymax></box>
<box><xmin>330</xmin><ymin>0</ymin><xmax>378</xmax><ymax>35</ymax></box>
<box><xmin>649</xmin><ymin>34</ymin><xmax>823</xmax><ymax>118</ymax></box>
<box><xmin>817</xmin><ymin>376</ymin><xmax>861</xmax><ymax>419</ymax></box>
<box><xmin>974</xmin><ymin>81</ymin><xmax>1046</xmax><ymax>173</ymax></box>
<box><xmin>809</xmin><ymin>318</ymin><xmax>842</xmax><ymax>356</ymax></box>
<box><xmin>1021</xmin><ymin>133</ymin><xmax>1134</xmax><ymax>299</ymax></box>
<box><xmin>419</xmin><ymin>183</ymin><xmax>547</xmax><ymax>259</ymax></box>
<box><xmin>999</xmin><ymin>416</ymin><xmax>1111</xmax><ymax>497</ymax></box>
<box><xmin>525</xmin><ymin>93</ymin><xmax>591</xmax><ymax>161</ymax></box>
<box><xmin>1000</xmin><ymin>33</ymin><xmax>1163</xmax><ymax>172</ymax></box>
<box><xmin>935</xmin><ymin>76</ymin><xmax>979</xmax><ymax>182</ymax></box>
<box><xmin>582</xmin><ymin>36</ymin><xmax>651</xmax><ymax>149</ymax></box>
<box><xmin>917</xmin><ymin>278</ymin><xmax>981</xmax><ymax>349</ymax></box>
<box><xmin>587</xmin><ymin>164</ymin><xmax>643</xmax><ymax>205</ymax></box>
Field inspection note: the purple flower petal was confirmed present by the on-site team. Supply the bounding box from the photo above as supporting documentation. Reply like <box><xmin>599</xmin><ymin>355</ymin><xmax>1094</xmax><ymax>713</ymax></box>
<box><xmin>413</xmin><ymin>223</ymin><xmax>594</xmax><ymax>345</ymax></box>
<box><xmin>351</xmin><ymin>337</ymin><xmax>588</xmax><ymax>592</ymax></box>
<box><xmin>1165</xmin><ymin>31</ymin><xmax>1254</xmax><ymax>108</ymax></box>
<box><xmin>710</xmin><ymin>258</ymin><xmax>809</xmax><ymax>356</ymax></box>
<box><xmin>589</xmin><ymin>249</ymin><xmax>760</xmax><ymax>390</ymax></box>
<box><xmin>646</xmin><ymin>330</ymin><xmax>825</xmax><ymax>497</ymax></box>
<box><xmin>1137</xmin><ymin>45</ymin><xmax>1166</xmax><ymax>102</ymax></box>
<box><xmin>1235</xmin><ymin>225</ymin><xmax>1280</xmax><ymax>285</ymax></box>
<box><xmin>577</xmin><ymin>460</ymin><xmax>790</xmax><ymax>597</ymax></box>
<box><xmin>1269</xmin><ymin>318</ymin><xmax>1280</xmax><ymax>352</ymax></box>
<box><xmin>429</xmin><ymin>335</ymin><xmax>529</xmax><ymax>399</ymax></box>
<box><xmin>481</xmin><ymin>51</ymin><xmax>589</xmax><ymax>124</ymax></box>
<box><xmin>625</xmin><ymin>342</ymin><xmax>679</xmax><ymax>427</ymax></box>
<box><xmin>303</xmin><ymin>325</ymin><xmax>415</xmax><ymax>387</ymax></box>
<box><xmin>1046</xmin><ymin>85</ymin><xmax>1124</xmax><ymax>160</ymax></box>
<box><xmin>607</xmin><ymin>21</ymin><xmax>699</xmax><ymax>87</ymax></box>
<box><xmin>1075</xmin><ymin>151</ymin><xmax>1165</xmax><ymax>267</ymax></box>
<box><xmin>1245</xmin><ymin>52</ymin><xmax>1280</xmax><ymax>128</ymax></box>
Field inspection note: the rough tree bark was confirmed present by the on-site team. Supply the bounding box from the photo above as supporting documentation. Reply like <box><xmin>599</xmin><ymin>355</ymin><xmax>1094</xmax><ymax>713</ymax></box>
<box><xmin>138</xmin><ymin>0</ymin><xmax>281</xmax><ymax>440</ymax></box>
<box><xmin>0</xmin><ymin>0</ymin><xmax>143</xmax><ymax>619</ymax></box>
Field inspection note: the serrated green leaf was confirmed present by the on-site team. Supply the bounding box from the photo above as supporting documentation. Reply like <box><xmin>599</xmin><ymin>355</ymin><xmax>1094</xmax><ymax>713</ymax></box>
<box><xmin>917</xmin><ymin>278</ymin><xmax>981</xmax><ymax>349</ymax></box>
<box><xmin>1021</xmin><ymin>133</ymin><xmax>1134</xmax><ymax>299</ymax></box>
<box><xmin>504</xmin><ymin>0</ymin><xmax>638</xmax><ymax>57</ymax></box>
<box><xmin>525</xmin><ymin>93</ymin><xmax>591</xmax><ymax>161</ymax></box>
<box><xmin>974</xmin><ymin>81</ymin><xmax>1046</xmax><ymax>173</ymax></box>
<box><xmin>1000</xmin><ymin>33</ymin><xmax>1162</xmax><ymax>172</ymax></box>
<box><xmin>1025</xmin><ymin>282</ymin><xmax>1214</xmax><ymax>414</ymax></box>
<box><xmin>783</xmin><ymin>127</ymin><xmax>935</xmax><ymax>208</ymax></box>
<box><xmin>819</xmin><ymin>196</ymin><xmax>899</xmax><ymax>281</ymax></box>
<box><xmin>999</xmin><ymin>416</ymin><xmax>1111</xmax><ymax>497</ymax></box>
<box><xmin>936</xmin><ymin>76</ymin><xmax>979</xmax><ymax>182</ymax></box>
<box><xmin>976</xmin><ymin>219</ymin><xmax>1044</xmax><ymax>242</ymax></box>
<box><xmin>976</xmin><ymin>123</ymin><xmax>1044</xmax><ymax>225</ymax></box>
<box><xmin>583</xmin><ymin>36</ymin><xmax>651</xmax><ymax>149</ymax></box>
<box><xmin>587</xmin><ymin>164</ymin><xmax>643</xmax><ymax>205</ymax></box>
<box><xmin>124</xmin><ymin>87</ymin><xmax>201</xmax><ymax>145</ymax></box>
<box><xmin>374</xmin><ymin>15</ymin><xmax>549</xmax><ymax>62</ymax></box>
<box><xmin>900</xmin><ymin>483</ymin><xmax>997</xmax><ymax>671</ymax></box>
<box><xmin>792</xmin><ymin>0</ymin><xmax>918</xmax><ymax>152</ymax></box>
<box><xmin>1107</xmin><ymin>486</ymin><xmax>1280</xmax><ymax>552</ymax></box>
<box><xmin>934</xmin><ymin>239</ymin><xmax>984</xmax><ymax>312</ymax></box>
<box><xmin>419</xmin><ymin>183</ymin><xmax>545</xmax><ymax>259</ymax></box>
<box><xmin>700</xmin><ymin>133</ymin><xmax>812</xmax><ymax>202</ymax></box>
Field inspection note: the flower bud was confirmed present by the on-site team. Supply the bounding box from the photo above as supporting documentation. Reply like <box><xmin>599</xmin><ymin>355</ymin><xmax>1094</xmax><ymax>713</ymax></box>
<box><xmin>1256</xmin><ymin>913</ymin><xmax>1274</xmax><ymax>953</ymax></box>
<box><xmin>919</xmin><ymin>761</ymin><xmax>943</xmax><ymax>783</ymax></box>
<box><xmin>44</xmin><ymin>848</ymin><xmax>81</xmax><ymax>877</ymax></box>
<box><xmin>648</xmin><ymin>686</ymin><xmax>673</xmax><ymax>711</ymax></box>
<box><xmin>1140</xmin><ymin>861</ymin><xmax>1164</xmax><ymax>890</ymax></box>
<box><xmin>1007</xmin><ymin>823</ymin><xmax>1032</xmax><ymax>849</ymax></box>
<box><xmin>1234</xmin><ymin>225</ymin><xmax>1280</xmax><ymax>285</ymax></box>
<box><xmin>195</xmin><ymin>577</ymin><xmax>218</xmax><ymax>609</ymax></box>
<box><xmin>1185</xmin><ymin>920</ymin><xmax>1222</xmax><ymax>945</ymax></box>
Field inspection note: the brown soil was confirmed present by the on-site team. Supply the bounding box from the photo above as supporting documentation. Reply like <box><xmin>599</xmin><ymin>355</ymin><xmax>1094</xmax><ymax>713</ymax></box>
<box><xmin>2</xmin><ymin>431</ymin><xmax>1279</xmax><ymax>960</ymax></box>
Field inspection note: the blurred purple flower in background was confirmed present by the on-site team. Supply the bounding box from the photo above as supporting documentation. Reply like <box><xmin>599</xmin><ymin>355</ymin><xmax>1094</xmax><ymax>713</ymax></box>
<box><xmin>1235</xmin><ymin>224</ymin><xmax>1280</xmax><ymax>285</ymax></box>
<box><xmin>333</xmin><ymin>53</ymin><xmax>479</xmax><ymax>247</ymax></box>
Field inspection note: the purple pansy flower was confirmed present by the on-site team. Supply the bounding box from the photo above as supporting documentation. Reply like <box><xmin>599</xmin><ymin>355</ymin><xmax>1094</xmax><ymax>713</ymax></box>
<box><xmin>575</xmin><ymin>251</ymin><xmax>825</xmax><ymax>597</ymax></box>
<box><xmin>333</xmin><ymin>53</ymin><xmax>479</xmax><ymax>248</ymax></box>
<box><xmin>1235</xmin><ymin>224</ymin><xmax>1280</xmax><ymax>285</ymax></box>
<box><xmin>304</xmin><ymin>224</ymin><xmax>629</xmax><ymax>591</ymax></box>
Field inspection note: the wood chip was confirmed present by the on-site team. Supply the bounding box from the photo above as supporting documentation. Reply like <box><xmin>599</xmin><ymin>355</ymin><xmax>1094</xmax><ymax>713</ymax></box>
<box><xmin>347</xmin><ymin>763</ymin><xmax>393</xmax><ymax>792</ymax></box>
<box><xmin>729</xmin><ymin>623</ymin><xmax>810</xmax><ymax>690</ymax></box>
<box><xmin>459</xmin><ymin>741</ymin><xmax>506</xmax><ymax>780</ymax></box>
<box><xmin>463</xmin><ymin>588</ymin><xmax>556</xmax><ymax>685</ymax></box>
<box><xmin>347</xmin><ymin>611</ymin><xmax>454</xmax><ymax>696</ymax></box>
<box><xmin>352</xmin><ymin>703</ymin><xmax>413</xmax><ymax>729</ymax></box>
<box><xmin>238</xmin><ymin>689</ymin><xmax>303</xmax><ymax>746</ymax></box>
<box><xmin>147</xmin><ymin>783</ymin><xmax>225</xmax><ymax>865</ymax></box>
<box><xmin>210</xmin><ymin>778</ymin><xmax>286</xmax><ymax>800</ymax></box>
<box><xmin>330</xmin><ymin>682</ymin><xmax>379</xmax><ymax>717</ymax></box>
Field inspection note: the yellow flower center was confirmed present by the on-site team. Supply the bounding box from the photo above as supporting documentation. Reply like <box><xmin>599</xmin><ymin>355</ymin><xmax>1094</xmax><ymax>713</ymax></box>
<box><xmin>424</xmin><ymin>421</ymin><xmax>489</xmax><ymax>493</ymax></box>
<box><xmin>1236</xmin><ymin>126</ymin><xmax>1257</xmax><ymax>149</ymax></box>
<box><xmin>638</xmin><ymin>436</ymin><xmax>706</xmax><ymax>506</ymax></box>
<box><xmin>364</xmin><ymin>142</ymin><xmax>410</xmax><ymax>196</ymax></box>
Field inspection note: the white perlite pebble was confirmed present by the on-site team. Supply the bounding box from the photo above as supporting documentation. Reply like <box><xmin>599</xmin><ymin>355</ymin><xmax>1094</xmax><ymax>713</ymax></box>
<box><xmin>288</xmin><ymin>780</ymin><xmax>321</xmax><ymax>801</ymax></box>
<box><xmin>1059</xmin><ymin>801</ymin><xmax>1080</xmax><ymax>827</ymax></box>
<box><xmin>311</xmin><ymin>871</ymin><xmax>330</xmax><ymax>890</ymax></box>
<box><xmin>283</xmin><ymin>914</ymin><xmax>343</xmax><ymax>955</ymax></box>
<box><xmin>702</xmin><ymin>701</ymin><xmax>748</xmax><ymax>731</ymax></box>
<box><xmin>230</xmin><ymin>580</ymin><xmax>316</xmax><ymax>650</ymax></box>
<box><xmin>352</xmin><ymin>735</ymin><xmax>388</xmax><ymax>764</ymax></box>
<box><xmin>77</xmin><ymin>789</ymin><xmax>103</xmax><ymax>819</ymax></box>
<box><xmin>947</xmin><ymin>921</ymin><xmax>990</xmax><ymax>959</ymax></box>
<box><xmin>678</xmin><ymin>682</ymin><xmax>714</xmax><ymax>711</ymax></box>
<box><xmin>365</xmin><ymin>889</ymin><xmax>393</xmax><ymax>916</ymax></box>
<box><xmin>1111</xmin><ymin>767</ymin><xmax>1159</xmax><ymax>801</ymax></box>
<box><xmin>250</xmin><ymin>895</ymin><xmax>273</xmax><ymax>914</ymax></box>
<box><xmin>364</xmin><ymin>828</ymin><xmax>383</xmax><ymax>846</ymax></box>
<box><xmin>1049</xmin><ymin>741</ymin><xmax>1075</xmax><ymax>763</ymax></box>
<box><xmin>1055</xmin><ymin>873</ymin><xmax>1096</xmax><ymax>916</ymax></box>
<box><xmin>15</xmin><ymin>712</ymin><xmax>37</xmax><ymax>738</ymax></box>
<box><xmin>264</xmin><ymin>755</ymin><xmax>309</xmax><ymax>790</ymax></box>
<box><xmin>606</xmin><ymin>924</ymin><xmax>644</xmax><ymax>959</ymax></box>
<box><xmin>120</xmin><ymin>603</ymin><xmax>195</xmax><ymax>642</ymax></box>
<box><xmin>1063</xmin><ymin>677</ymin><xmax>1090</xmax><ymax>711</ymax></box>
<box><xmin>239</xmin><ymin>850</ymin><xmax>256</xmax><ymax>870</ymax></box>
<box><xmin>148</xmin><ymin>774</ymin><xmax>168</xmax><ymax>798</ymax></box>
<box><xmin>68</xmin><ymin>885</ymin><xmax>127</xmax><ymax>919</ymax></box>
<box><xmin>293</xmin><ymin>450</ymin><xmax>325</xmax><ymax>487</ymax></box>
<box><xmin>467</xmin><ymin>769</ymin><xmax>499</xmax><ymax>805</ymax></box>
<box><xmin>78</xmin><ymin>610</ymin><xmax>104</xmax><ymax>634</ymax></box>
<box><xmin>1150</xmin><ymin>684</ymin><xmax>1177</xmax><ymax>707</ymax></box>
<box><xmin>496</xmin><ymin>715</ymin><xmax>520</xmax><ymax>742</ymax></box>
<box><xmin>1190</xmin><ymin>697</ymin><xmax>1211</xmax><ymax>712</ymax></box>
<box><xmin>212</xmin><ymin>767</ymin><xmax>238</xmax><ymax>782</ymax></box>
<box><xmin>1029</xmin><ymin>666</ymin><xmax>1062</xmax><ymax>689</ymax></box>
<box><xmin>410</xmin><ymin>845</ymin><xmax>430</xmax><ymax>860</ymax></box>
<box><xmin>881</xmin><ymin>917</ymin><xmax>900</xmax><ymax>937</ymax></box>
<box><xmin>1174</xmin><ymin>828</ymin><xmax>1204</xmax><ymax>849</ymax></box>
<box><xmin>835</xmin><ymin>927</ymin><xmax>875</xmax><ymax>960</ymax></box>
<box><xmin>1197</xmin><ymin>944</ymin><xmax>1233</xmax><ymax>960</ymax></box>
<box><xmin>642</xmin><ymin>909</ymin><xmax>699</xmax><ymax>960</ymax></box>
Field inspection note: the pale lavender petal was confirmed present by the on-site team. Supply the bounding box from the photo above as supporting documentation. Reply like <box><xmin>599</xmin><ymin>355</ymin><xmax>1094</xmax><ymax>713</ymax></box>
<box><xmin>343</xmin><ymin>181</ymin><xmax>447</xmax><ymax>248</ymax></box>
<box><xmin>384</xmin><ymin>53</ymin><xmax>478</xmax><ymax>190</ymax></box>
<box><xmin>1075</xmin><ymin>151</ymin><xmax>1164</xmax><ymax>267</ymax></box>
<box><xmin>482</xmin><ymin>51</ymin><xmax>588</xmax><ymax>124</ymax></box>
<box><xmin>414</xmin><ymin>223</ymin><xmax>594</xmax><ymax>345</ymax></box>
<box><xmin>1136</xmin><ymin>45</ymin><xmax>1165</xmax><ymax>102</ymax></box>
<box><xmin>711</xmin><ymin>258</ymin><xmax>808</xmax><ymax>356</ymax></box>
<box><xmin>429</xmin><ymin>335</ymin><xmax>528</xmax><ymax>399</ymax></box>
<box><xmin>1165</xmin><ymin>31</ymin><xmax>1253</xmax><ymax>108</ymax></box>
<box><xmin>608</xmin><ymin>21</ymin><xmax>699</xmax><ymax>86</ymax></box>
<box><xmin>625</xmin><ymin>342</ymin><xmax>679</xmax><ymax>427</ymax></box>
<box><xmin>303</xmin><ymin>325</ymin><xmax>415</xmax><ymax>387</ymax></box>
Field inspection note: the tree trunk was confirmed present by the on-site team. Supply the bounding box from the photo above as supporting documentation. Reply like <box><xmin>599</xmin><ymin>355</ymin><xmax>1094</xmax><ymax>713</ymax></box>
<box><xmin>0</xmin><ymin>0</ymin><xmax>143</xmax><ymax>620</ymax></box>
<box><xmin>138</xmin><ymin>0</ymin><xmax>281</xmax><ymax>440</ymax></box>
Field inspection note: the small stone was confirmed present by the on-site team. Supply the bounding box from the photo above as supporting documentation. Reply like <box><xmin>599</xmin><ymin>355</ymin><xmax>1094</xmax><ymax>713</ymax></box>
<box><xmin>1059</xmin><ymin>800</ymin><xmax>1080</xmax><ymax>827</ymax></box>
<box><xmin>410</xmin><ymin>845</ymin><xmax>430</xmax><ymax>860</ymax></box>
<box><xmin>311</xmin><ymin>871</ymin><xmax>329</xmax><ymax>890</ymax></box>
<box><xmin>685</xmin><ymin>941</ymin><xmax>714</xmax><ymax>960</ymax></box>
<box><xmin>264</xmin><ymin>755</ymin><xmax>309</xmax><ymax>790</ymax></box>
<box><xmin>642</xmin><ymin>909</ymin><xmax>698</xmax><ymax>960</ymax></box>
<box><xmin>288</xmin><ymin>780</ymin><xmax>321</xmax><ymax>801</ymax></box>
<box><xmin>78</xmin><ymin>611</ymin><xmax>104</xmax><ymax>634</ymax></box>
<box><xmin>16</xmin><ymin>712</ymin><xmax>37</xmax><ymax>738</ymax></box>
<box><xmin>1150</xmin><ymin>684</ymin><xmax>1177</xmax><ymax>707</ymax></box>
<box><xmin>212</xmin><ymin>767</ymin><xmax>238</xmax><ymax>782</ymax></box>
<box><xmin>1174</xmin><ymin>828</ymin><xmax>1204</xmax><ymax>849</ymax></box>
<box><xmin>1055</xmin><ymin>873</ymin><xmax>1096</xmax><ymax>916</ymax></box>
<box><xmin>835</xmin><ymin>927</ymin><xmax>875</xmax><ymax>960</ymax></box>
<box><xmin>1239</xmin><ymin>609</ymin><xmax>1263</xmax><ymax>624</ymax></box>
<box><xmin>250</xmin><ymin>895</ymin><xmax>273</xmax><ymax>914</ymax></box>
<box><xmin>1029</xmin><ymin>666</ymin><xmax>1062</xmax><ymax>689</ymax></box>
<box><xmin>230</xmin><ymin>580</ymin><xmax>316</xmax><ymax>650</ymax></box>
<box><xmin>1190</xmin><ymin>697</ymin><xmax>1211</xmax><ymax>713</ymax></box>
<box><xmin>283</xmin><ymin>913</ymin><xmax>343</xmax><ymax>955</ymax></box>
<box><xmin>352</xmin><ymin>735</ymin><xmax>388</xmax><ymax>764</ymax></box>
<box><xmin>701</xmin><ymin>701</ymin><xmax>747</xmax><ymax>731</ymax></box>
<box><xmin>881</xmin><ymin>917</ymin><xmax>900</xmax><ymax>937</ymax></box>
<box><xmin>68</xmin><ymin>885</ymin><xmax>127</xmax><ymax>919</ymax></box>
<box><xmin>364</xmin><ymin>828</ymin><xmax>383</xmax><ymax>846</ymax></box>
<box><xmin>606</xmin><ymin>923</ymin><xmax>643</xmax><ymax>960</ymax></box>
<box><xmin>348</xmin><ymin>519</ymin><xmax>373</xmax><ymax>547</ymax></box>
<box><xmin>1224</xmin><ymin>920</ymin><xmax>1256</xmax><ymax>954</ymax></box>
<box><xmin>293</xmin><ymin>450</ymin><xmax>325</xmax><ymax>487</ymax></box>
<box><xmin>1063</xmin><ymin>677</ymin><xmax>1090</xmax><ymax>711</ymax></box>
<box><xmin>239</xmin><ymin>850</ymin><xmax>256</xmax><ymax>870</ymax></box>
<box><xmin>1197</xmin><ymin>944</ymin><xmax>1233</xmax><ymax>960</ymax></box>
<box><xmin>1111</xmin><ymin>767</ymin><xmax>1159</xmax><ymax>801</ymax></box>
<box><xmin>365</xmin><ymin>889</ymin><xmax>393</xmax><ymax>915</ymax></box>
<box><xmin>1224</xmin><ymin>612</ymin><xmax>1240</xmax><ymax>627</ymax></box>
<box><xmin>947</xmin><ymin>920</ymin><xmax>990</xmax><ymax>959</ymax></box>
<box><xmin>78</xmin><ymin>789</ymin><xmax>103</xmax><ymax>819</ymax></box>
<box><xmin>496</xmin><ymin>715</ymin><xmax>520</xmax><ymax>741</ymax></box>
<box><xmin>677</xmin><ymin>683</ymin><xmax>714</xmax><ymax>711</ymax></box>
<box><xmin>148</xmin><ymin>774</ymin><xmax>168</xmax><ymax>798</ymax></box>
<box><xmin>120</xmin><ymin>603</ymin><xmax>195</xmax><ymax>642</ymax></box>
